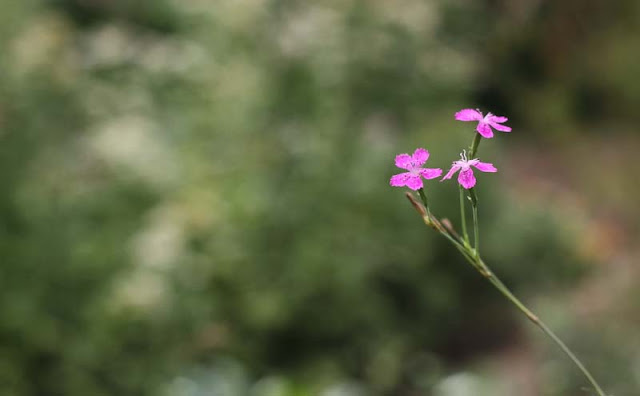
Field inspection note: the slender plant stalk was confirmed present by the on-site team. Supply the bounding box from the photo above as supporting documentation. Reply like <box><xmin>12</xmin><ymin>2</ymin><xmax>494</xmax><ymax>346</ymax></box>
<box><xmin>459</xmin><ymin>186</ymin><xmax>469</xmax><ymax>245</ymax></box>
<box><xmin>468</xmin><ymin>188</ymin><xmax>479</xmax><ymax>258</ymax></box>
<box><xmin>471</xmin><ymin>204</ymin><xmax>479</xmax><ymax>258</ymax></box>
<box><xmin>408</xmin><ymin>190</ymin><xmax>607</xmax><ymax>396</ymax></box>
<box><xmin>464</xmin><ymin>254</ymin><xmax>607</xmax><ymax>396</ymax></box>
<box><xmin>418</xmin><ymin>188</ymin><xmax>431</xmax><ymax>218</ymax></box>
<box><xmin>413</xmin><ymin>191</ymin><xmax>471</xmax><ymax>261</ymax></box>
<box><xmin>469</xmin><ymin>132</ymin><xmax>482</xmax><ymax>158</ymax></box>
<box><xmin>405</xmin><ymin>131</ymin><xmax>608</xmax><ymax>395</ymax></box>
<box><xmin>468</xmin><ymin>196</ymin><xmax>607</xmax><ymax>396</ymax></box>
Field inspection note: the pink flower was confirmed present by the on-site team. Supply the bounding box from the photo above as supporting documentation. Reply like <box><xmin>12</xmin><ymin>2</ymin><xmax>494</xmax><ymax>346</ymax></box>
<box><xmin>441</xmin><ymin>151</ymin><xmax>497</xmax><ymax>189</ymax></box>
<box><xmin>455</xmin><ymin>108</ymin><xmax>511</xmax><ymax>138</ymax></box>
<box><xmin>390</xmin><ymin>148</ymin><xmax>442</xmax><ymax>190</ymax></box>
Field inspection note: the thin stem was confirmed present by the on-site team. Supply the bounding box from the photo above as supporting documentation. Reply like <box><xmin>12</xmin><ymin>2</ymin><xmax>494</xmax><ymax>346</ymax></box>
<box><xmin>405</xmin><ymin>182</ymin><xmax>608</xmax><ymax>395</ymax></box>
<box><xmin>418</xmin><ymin>188</ymin><xmax>430</xmax><ymax>217</ymax></box>
<box><xmin>472</xmin><ymin>204</ymin><xmax>479</xmax><ymax>258</ymax></box>
<box><xmin>462</xmin><ymin>193</ymin><xmax>606</xmax><ymax>395</ymax></box>
<box><xmin>459</xmin><ymin>186</ymin><xmax>469</xmax><ymax>245</ymax></box>
<box><xmin>537</xmin><ymin>319</ymin><xmax>607</xmax><ymax>396</ymax></box>
<box><xmin>404</xmin><ymin>194</ymin><xmax>476</xmax><ymax>264</ymax></box>
<box><xmin>439</xmin><ymin>227</ymin><xmax>469</xmax><ymax>257</ymax></box>
<box><xmin>469</xmin><ymin>188</ymin><xmax>479</xmax><ymax>258</ymax></box>
<box><xmin>412</xmin><ymin>201</ymin><xmax>607</xmax><ymax>396</ymax></box>
<box><xmin>451</xmin><ymin>241</ymin><xmax>608</xmax><ymax>395</ymax></box>
<box><xmin>476</xmin><ymin>262</ymin><xmax>608</xmax><ymax>396</ymax></box>
<box><xmin>469</xmin><ymin>133</ymin><xmax>482</xmax><ymax>158</ymax></box>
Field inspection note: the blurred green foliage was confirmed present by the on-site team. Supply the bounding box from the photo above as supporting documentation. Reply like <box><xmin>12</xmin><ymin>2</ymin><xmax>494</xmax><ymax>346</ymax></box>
<box><xmin>0</xmin><ymin>1</ymin><xmax>638</xmax><ymax>395</ymax></box>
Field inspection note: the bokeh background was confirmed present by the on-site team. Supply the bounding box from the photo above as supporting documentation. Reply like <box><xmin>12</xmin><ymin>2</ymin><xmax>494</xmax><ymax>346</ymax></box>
<box><xmin>1</xmin><ymin>1</ymin><xmax>639</xmax><ymax>395</ymax></box>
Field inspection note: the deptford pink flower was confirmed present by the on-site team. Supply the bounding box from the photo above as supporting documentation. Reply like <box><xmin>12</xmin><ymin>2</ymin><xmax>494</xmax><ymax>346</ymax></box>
<box><xmin>441</xmin><ymin>151</ymin><xmax>497</xmax><ymax>189</ymax></box>
<box><xmin>455</xmin><ymin>108</ymin><xmax>511</xmax><ymax>138</ymax></box>
<box><xmin>390</xmin><ymin>148</ymin><xmax>442</xmax><ymax>191</ymax></box>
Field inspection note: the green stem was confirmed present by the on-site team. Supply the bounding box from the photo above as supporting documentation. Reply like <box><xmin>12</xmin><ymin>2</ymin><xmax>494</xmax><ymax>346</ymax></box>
<box><xmin>418</xmin><ymin>188</ymin><xmax>431</xmax><ymax>218</ymax></box>
<box><xmin>469</xmin><ymin>133</ymin><xmax>482</xmax><ymax>158</ymax></box>
<box><xmin>456</xmin><ymin>229</ymin><xmax>606</xmax><ymax>396</ymax></box>
<box><xmin>407</xmin><ymin>202</ymin><xmax>608</xmax><ymax>395</ymax></box>
<box><xmin>473</xmin><ymin>260</ymin><xmax>608</xmax><ymax>396</ymax></box>
<box><xmin>469</xmin><ymin>188</ymin><xmax>479</xmax><ymax>258</ymax></box>
<box><xmin>537</xmin><ymin>317</ymin><xmax>607</xmax><ymax>396</ymax></box>
<box><xmin>472</xmin><ymin>205</ymin><xmax>479</xmax><ymax>258</ymax></box>
<box><xmin>459</xmin><ymin>186</ymin><xmax>469</xmax><ymax>245</ymax></box>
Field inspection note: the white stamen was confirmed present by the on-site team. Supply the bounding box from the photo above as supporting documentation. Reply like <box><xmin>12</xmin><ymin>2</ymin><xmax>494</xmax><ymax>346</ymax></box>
<box><xmin>460</xmin><ymin>150</ymin><xmax>468</xmax><ymax>162</ymax></box>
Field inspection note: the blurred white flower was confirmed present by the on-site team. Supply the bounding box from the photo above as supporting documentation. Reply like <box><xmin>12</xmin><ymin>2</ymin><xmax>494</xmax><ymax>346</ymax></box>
<box><xmin>87</xmin><ymin>115</ymin><xmax>179</xmax><ymax>187</ymax></box>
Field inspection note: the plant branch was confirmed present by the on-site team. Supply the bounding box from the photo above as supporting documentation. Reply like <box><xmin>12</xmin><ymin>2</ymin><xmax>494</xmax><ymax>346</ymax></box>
<box><xmin>469</xmin><ymin>133</ymin><xmax>482</xmax><ymax>158</ymax></box>
<box><xmin>405</xmin><ymin>195</ymin><xmax>608</xmax><ymax>396</ymax></box>
<box><xmin>459</xmin><ymin>186</ymin><xmax>469</xmax><ymax>246</ymax></box>
<box><xmin>473</xmin><ymin>257</ymin><xmax>608</xmax><ymax>396</ymax></box>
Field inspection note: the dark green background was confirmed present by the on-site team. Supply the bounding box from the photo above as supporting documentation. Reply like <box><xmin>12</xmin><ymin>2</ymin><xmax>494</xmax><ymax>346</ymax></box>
<box><xmin>1</xmin><ymin>1</ymin><xmax>638</xmax><ymax>395</ymax></box>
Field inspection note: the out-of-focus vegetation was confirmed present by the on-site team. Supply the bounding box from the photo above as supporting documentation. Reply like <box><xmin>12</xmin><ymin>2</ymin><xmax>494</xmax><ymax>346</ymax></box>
<box><xmin>0</xmin><ymin>1</ymin><xmax>638</xmax><ymax>395</ymax></box>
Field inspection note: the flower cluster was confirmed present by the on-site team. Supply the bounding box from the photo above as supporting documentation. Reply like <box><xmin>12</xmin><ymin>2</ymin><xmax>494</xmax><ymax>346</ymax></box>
<box><xmin>390</xmin><ymin>108</ymin><xmax>510</xmax><ymax>190</ymax></box>
<box><xmin>388</xmin><ymin>109</ymin><xmax>609</xmax><ymax>396</ymax></box>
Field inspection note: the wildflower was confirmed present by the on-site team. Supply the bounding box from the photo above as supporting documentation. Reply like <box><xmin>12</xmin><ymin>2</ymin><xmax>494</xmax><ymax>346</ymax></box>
<box><xmin>455</xmin><ymin>109</ymin><xmax>511</xmax><ymax>138</ymax></box>
<box><xmin>390</xmin><ymin>148</ymin><xmax>442</xmax><ymax>190</ymax></box>
<box><xmin>442</xmin><ymin>151</ymin><xmax>497</xmax><ymax>189</ymax></box>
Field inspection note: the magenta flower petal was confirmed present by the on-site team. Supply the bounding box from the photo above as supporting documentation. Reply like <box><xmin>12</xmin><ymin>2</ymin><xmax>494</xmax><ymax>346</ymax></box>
<box><xmin>458</xmin><ymin>168</ymin><xmax>476</xmax><ymax>189</ymax></box>
<box><xmin>442</xmin><ymin>163</ymin><xmax>461</xmax><ymax>180</ymax></box>
<box><xmin>488</xmin><ymin>121</ymin><xmax>511</xmax><ymax>132</ymax></box>
<box><xmin>405</xmin><ymin>175</ymin><xmax>424</xmax><ymax>190</ymax></box>
<box><xmin>455</xmin><ymin>109</ymin><xmax>483</xmax><ymax>121</ymax></box>
<box><xmin>442</xmin><ymin>152</ymin><xmax>496</xmax><ymax>189</ymax></box>
<box><xmin>455</xmin><ymin>108</ymin><xmax>512</xmax><ymax>138</ymax></box>
<box><xmin>488</xmin><ymin>115</ymin><xmax>508</xmax><ymax>123</ymax></box>
<box><xmin>420</xmin><ymin>168</ymin><xmax>443</xmax><ymax>180</ymax></box>
<box><xmin>476</xmin><ymin>122</ymin><xmax>494</xmax><ymax>138</ymax></box>
<box><xmin>471</xmin><ymin>161</ymin><xmax>497</xmax><ymax>173</ymax></box>
<box><xmin>411</xmin><ymin>148</ymin><xmax>429</xmax><ymax>166</ymax></box>
<box><xmin>394</xmin><ymin>154</ymin><xmax>412</xmax><ymax>170</ymax></box>
<box><xmin>390</xmin><ymin>147</ymin><xmax>442</xmax><ymax>190</ymax></box>
<box><xmin>390</xmin><ymin>172</ymin><xmax>412</xmax><ymax>187</ymax></box>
